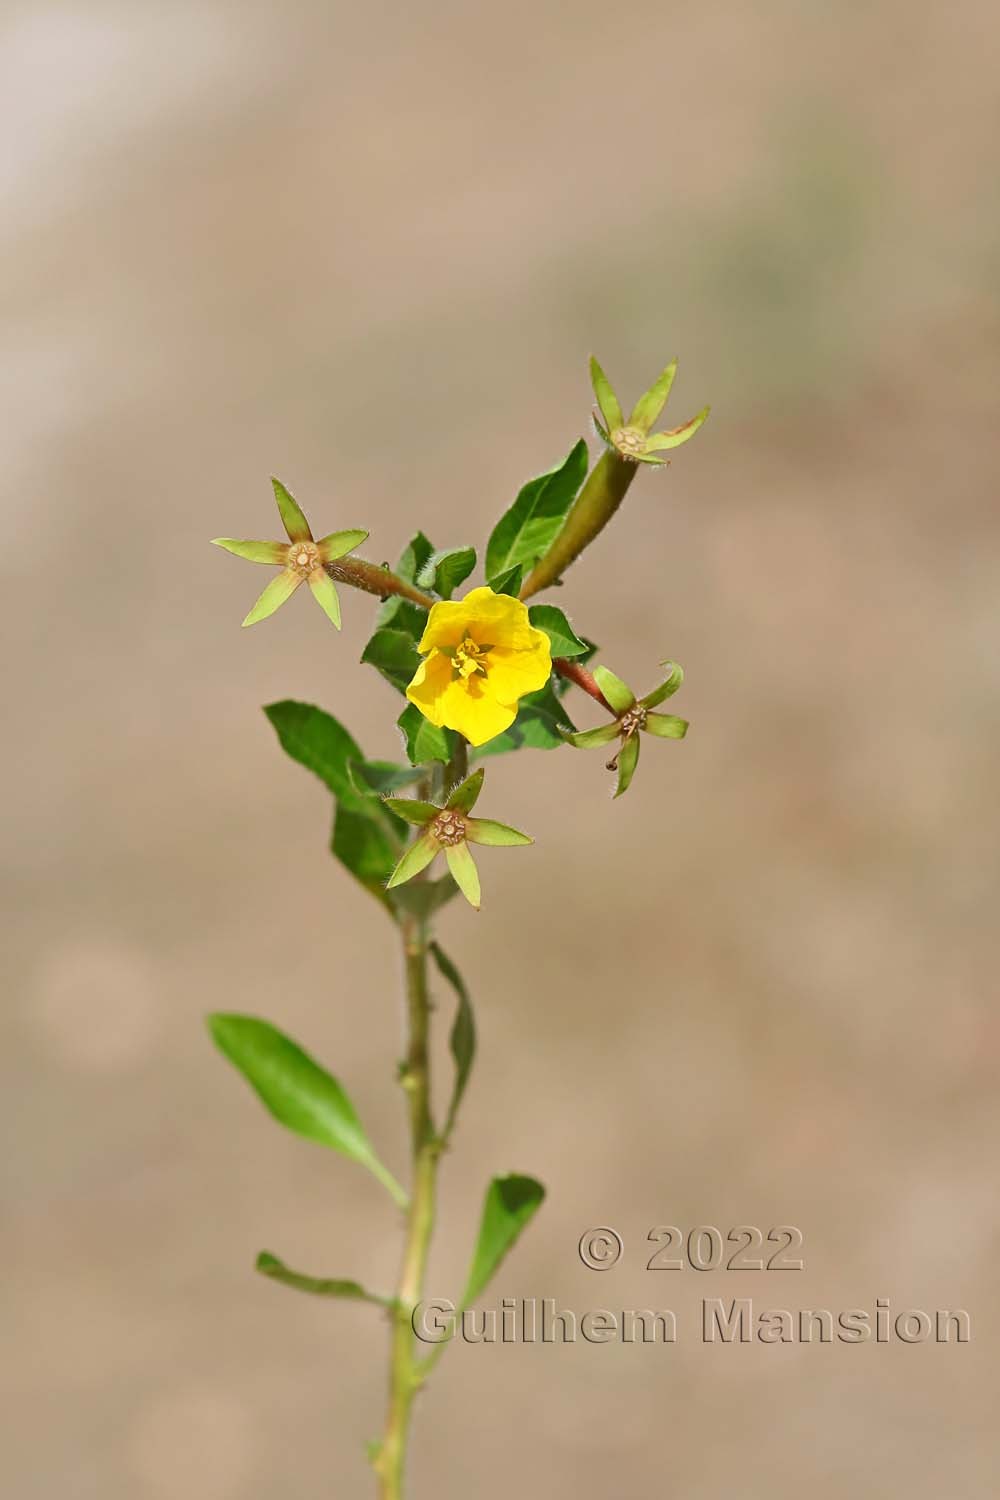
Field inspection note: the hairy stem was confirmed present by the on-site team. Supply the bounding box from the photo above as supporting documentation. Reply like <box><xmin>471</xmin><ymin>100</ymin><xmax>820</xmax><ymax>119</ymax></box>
<box><xmin>520</xmin><ymin>449</ymin><xmax>637</xmax><ymax>599</ymax></box>
<box><xmin>552</xmin><ymin>656</ymin><xmax>613</xmax><ymax>711</ymax></box>
<box><xmin>325</xmin><ymin>556</ymin><xmax>435</xmax><ymax>610</ymax></box>
<box><xmin>374</xmin><ymin>914</ymin><xmax>439</xmax><ymax>1498</ymax></box>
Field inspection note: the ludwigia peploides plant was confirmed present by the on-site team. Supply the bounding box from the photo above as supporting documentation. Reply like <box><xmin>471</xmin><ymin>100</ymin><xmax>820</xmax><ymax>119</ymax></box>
<box><xmin>209</xmin><ymin>355</ymin><xmax>709</xmax><ymax>1496</ymax></box>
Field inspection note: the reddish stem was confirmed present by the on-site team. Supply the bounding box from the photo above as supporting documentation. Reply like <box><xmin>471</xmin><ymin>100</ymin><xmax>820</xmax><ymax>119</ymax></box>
<box><xmin>553</xmin><ymin>657</ymin><xmax>613</xmax><ymax>712</ymax></box>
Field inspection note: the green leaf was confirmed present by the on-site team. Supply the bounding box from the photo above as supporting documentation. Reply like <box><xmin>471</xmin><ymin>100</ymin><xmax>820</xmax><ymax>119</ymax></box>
<box><xmin>528</xmin><ymin>604</ymin><xmax>588</xmax><ymax>658</ymax></box>
<box><xmin>361</xmin><ymin>628</ymin><xmax>422</xmax><ymax>694</ymax></box>
<box><xmin>386</xmin><ymin>876</ymin><xmax>459</xmax><ymax>922</ymax></box>
<box><xmin>376</xmin><ymin>532</ymin><xmax>435</xmax><ymax>633</ymax></box>
<box><xmin>474</xmin><ymin>681</ymin><xmax>575</xmax><ymax>757</ymax></box>
<box><xmin>332</xmin><ymin>804</ymin><xmax>402</xmax><ymax>898</ymax></box>
<box><xmin>264</xmin><ymin>701</ymin><xmax>404</xmax><ymax>899</ymax></box>
<box><xmin>256</xmin><ymin>1251</ymin><xmax>392</xmax><ymax>1306</ymax></box>
<box><xmin>430</xmin><ymin>943</ymin><xmax>476</xmax><ymax>1139</ymax></box>
<box><xmin>207</xmin><ymin>1015</ymin><xmax>407</xmax><ymax>1207</ymax></box>
<box><xmin>486</xmin><ymin>563</ymin><xmax>523</xmax><ymax>598</ymax></box>
<box><xmin>264</xmin><ymin>700</ymin><xmax>363</xmax><ymax>803</ymax></box>
<box><xmin>417</xmin><ymin>546</ymin><xmax>476</xmax><ymax>599</ymax></box>
<box><xmin>460</xmin><ymin>1175</ymin><xmax>546</xmax><ymax>1307</ymax></box>
<box><xmin>348</xmin><ymin>759</ymin><xmax>424</xmax><ymax>795</ymax></box>
<box><xmin>397</xmin><ymin>704</ymin><xmax>457</xmax><ymax>767</ymax></box>
<box><xmin>485</xmin><ymin>440</ymin><xmax>588</xmax><ymax>580</ymax></box>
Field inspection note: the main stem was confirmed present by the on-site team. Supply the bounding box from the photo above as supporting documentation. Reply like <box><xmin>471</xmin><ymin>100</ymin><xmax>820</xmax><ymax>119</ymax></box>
<box><xmin>374</xmin><ymin>913</ymin><xmax>438</xmax><ymax>1498</ymax></box>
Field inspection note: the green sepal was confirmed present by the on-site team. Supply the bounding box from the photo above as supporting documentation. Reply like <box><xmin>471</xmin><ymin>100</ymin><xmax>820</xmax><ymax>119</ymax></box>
<box><xmin>256</xmin><ymin>1252</ymin><xmax>392</xmax><ymax>1307</ymax></box>
<box><xmin>317</xmin><ymin>528</ymin><xmax>368</xmax><ymax>560</ymax></box>
<box><xmin>473</xmin><ymin>681</ymin><xmax>575</xmax><ymax>757</ymax></box>
<box><xmin>445</xmin><ymin>841</ymin><xmax>481</xmax><ymax>909</ymax></box>
<box><xmin>640</xmin><ymin>661</ymin><xmax>684</xmax><ymax>708</ymax></box>
<box><xmin>446</xmin><ymin>768</ymin><xmax>484</xmax><ymax>814</ymax></box>
<box><xmin>460</xmin><ymin>1175</ymin><xmax>546</xmax><ymax>1307</ymax></box>
<box><xmin>628</xmin><ymin>359</ymin><xmax>677</xmax><ymax>432</ymax></box>
<box><xmin>383</xmin><ymin>797</ymin><xmax>438</xmax><ymax>826</ymax></box>
<box><xmin>211</xmin><ymin>538</ymin><xmax>286</xmax><ymax>564</ymax></box>
<box><xmin>464</xmin><ymin>818</ymin><xmax>532</xmax><ymax>847</ymax></box>
<box><xmin>271</xmin><ymin>476</ymin><xmax>313</xmax><ymax>542</ymax></box>
<box><xmin>361</xmin><ymin>628</ymin><xmax>422</xmax><ymax>693</ymax></box>
<box><xmin>485</xmin><ymin>439</ymin><xmax>588</xmax><ymax>580</ymax></box>
<box><xmin>527</xmin><ymin>604</ymin><xmax>588</xmax><ymax>658</ymax></box>
<box><xmin>613</xmin><ymin>733</ymin><xmax>640</xmax><ymax>797</ymax></box>
<box><xmin>207</xmin><ymin>1015</ymin><xmax>407</xmax><ymax>1207</ymax></box>
<box><xmin>417</xmin><ymin>546</ymin><xmax>477</xmax><ymax>599</ymax></box>
<box><xmin>242</xmin><ymin>569</ymin><xmax>299</xmax><ymax>626</ymax></box>
<box><xmin>487</xmin><ymin>563</ymin><xmax>523</xmax><ymax>598</ymax></box>
<box><xmin>645</xmin><ymin>406</ymin><xmax>710</xmax><ymax>450</ymax></box>
<box><xmin>430</xmin><ymin>942</ymin><xmax>476</xmax><ymax>1140</ymax></box>
<box><xmin>397</xmin><ymin>704</ymin><xmax>457</xmax><ymax>766</ymax></box>
<box><xmin>560</xmin><ymin>721</ymin><xmax>619</xmax><ymax>750</ymax></box>
<box><xmin>307</xmin><ymin>569</ymin><xmax>342</xmax><ymax>629</ymax></box>
<box><xmin>589</xmin><ymin>355</ymin><xmax>622</xmax><ymax>432</ymax></box>
<box><xmin>348</xmin><ymin>759</ymin><xmax>424</xmax><ymax>795</ymax></box>
<box><xmin>386</xmin><ymin>830</ymin><xmax>439</xmax><ymax>888</ymax></box>
<box><xmin>592</xmin><ymin>665</ymin><xmax>636</xmax><ymax>713</ymax></box>
<box><xmin>643</xmin><ymin>713</ymin><xmax>689</xmax><ymax>739</ymax></box>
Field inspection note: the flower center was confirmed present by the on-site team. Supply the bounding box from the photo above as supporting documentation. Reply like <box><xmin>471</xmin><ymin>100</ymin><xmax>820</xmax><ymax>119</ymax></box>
<box><xmin>611</xmin><ymin>425</ymin><xmax>646</xmax><ymax>460</ymax></box>
<box><xmin>452</xmin><ymin>637</ymin><xmax>489</xmax><ymax>681</ymax></box>
<box><xmin>619</xmin><ymin>705</ymin><xmax>647</xmax><ymax>735</ymax></box>
<box><xmin>289</xmin><ymin>542</ymin><xmax>319</xmax><ymax>576</ymax></box>
<box><xmin>432</xmin><ymin>809</ymin><xmax>466</xmax><ymax>846</ymax></box>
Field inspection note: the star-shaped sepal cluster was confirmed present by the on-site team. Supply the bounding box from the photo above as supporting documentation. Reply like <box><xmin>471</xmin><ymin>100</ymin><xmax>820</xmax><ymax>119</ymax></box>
<box><xmin>561</xmin><ymin>661</ymin><xmax>688</xmax><ymax>797</ymax></box>
<box><xmin>212</xmin><ymin>477</ymin><xmax>368</xmax><ymax>628</ymax></box>
<box><xmin>589</xmin><ymin>357</ymin><xmax>709</xmax><ymax>466</ymax></box>
<box><xmin>384</xmin><ymin>769</ymin><xmax>532</xmax><ymax>910</ymax></box>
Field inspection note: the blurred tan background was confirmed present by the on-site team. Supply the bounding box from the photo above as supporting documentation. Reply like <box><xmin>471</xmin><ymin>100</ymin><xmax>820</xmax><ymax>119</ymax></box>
<box><xmin>3</xmin><ymin>1</ymin><xmax>999</xmax><ymax>1495</ymax></box>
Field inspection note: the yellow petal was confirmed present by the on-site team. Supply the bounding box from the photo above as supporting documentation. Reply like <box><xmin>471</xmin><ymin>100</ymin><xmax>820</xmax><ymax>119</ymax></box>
<box><xmin>438</xmin><ymin>678</ymin><xmax>517</xmax><ymax>745</ymax></box>
<box><xmin>405</xmin><ymin>651</ymin><xmax>453</xmax><ymax>727</ymax></box>
<box><xmin>417</xmin><ymin>586</ymin><xmax>537</xmax><ymax>653</ymax></box>
<box><xmin>484</xmin><ymin>635</ymin><xmax>552</xmax><ymax>703</ymax></box>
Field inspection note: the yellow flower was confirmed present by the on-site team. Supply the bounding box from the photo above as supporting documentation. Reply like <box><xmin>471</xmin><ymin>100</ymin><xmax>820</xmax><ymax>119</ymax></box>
<box><xmin>405</xmin><ymin>586</ymin><xmax>552</xmax><ymax>746</ymax></box>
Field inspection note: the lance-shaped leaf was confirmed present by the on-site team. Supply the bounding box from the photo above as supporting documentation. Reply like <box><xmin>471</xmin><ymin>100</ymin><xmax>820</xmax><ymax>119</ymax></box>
<box><xmin>207</xmin><ymin>1015</ymin><xmax>407</xmax><ymax>1208</ymax></box>
<box><xmin>348</xmin><ymin>759</ymin><xmax>425</xmax><ymax>795</ymax></box>
<box><xmin>485</xmin><ymin>440</ymin><xmax>588</xmax><ymax>580</ymax></box>
<box><xmin>377</xmin><ymin>531</ymin><xmax>435</xmax><ymax>636</ymax></box>
<box><xmin>528</xmin><ymin>604</ymin><xmax>589</xmax><ymax>659</ymax></box>
<box><xmin>460</xmin><ymin>1175</ymin><xmax>546</xmax><ymax>1307</ymax></box>
<box><xmin>417</xmin><ymin>546</ymin><xmax>477</xmax><ymax>600</ymax></box>
<box><xmin>589</xmin><ymin>355</ymin><xmax>622</xmax><ymax>432</ymax></box>
<box><xmin>629</xmin><ymin>359</ymin><xmax>677</xmax><ymax>432</ymax></box>
<box><xmin>430</xmin><ymin>943</ymin><xmax>476</xmax><ymax>1140</ymax></box>
<box><xmin>397</xmin><ymin>703</ymin><xmax>457</xmax><ymax>767</ymax></box>
<box><xmin>256</xmin><ymin>1251</ymin><xmax>392</xmax><ymax>1307</ymax></box>
<box><xmin>361</xmin><ymin>628</ymin><xmax>422</xmax><ymax>694</ymax></box>
<box><xmin>386</xmin><ymin>875</ymin><xmax>459</xmax><ymax>922</ymax></box>
<box><xmin>486</xmin><ymin>562</ymin><xmax>524</xmax><ymax>598</ymax></box>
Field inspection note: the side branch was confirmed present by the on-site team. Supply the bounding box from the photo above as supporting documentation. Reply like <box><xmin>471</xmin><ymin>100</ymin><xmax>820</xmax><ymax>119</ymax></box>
<box><xmin>553</xmin><ymin>656</ymin><xmax>613</xmax><ymax>712</ymax></box>
<box><xmin>325</xmin><ymin>556</ymin><xmax>435</xmax><ymax>610</ymax></box>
